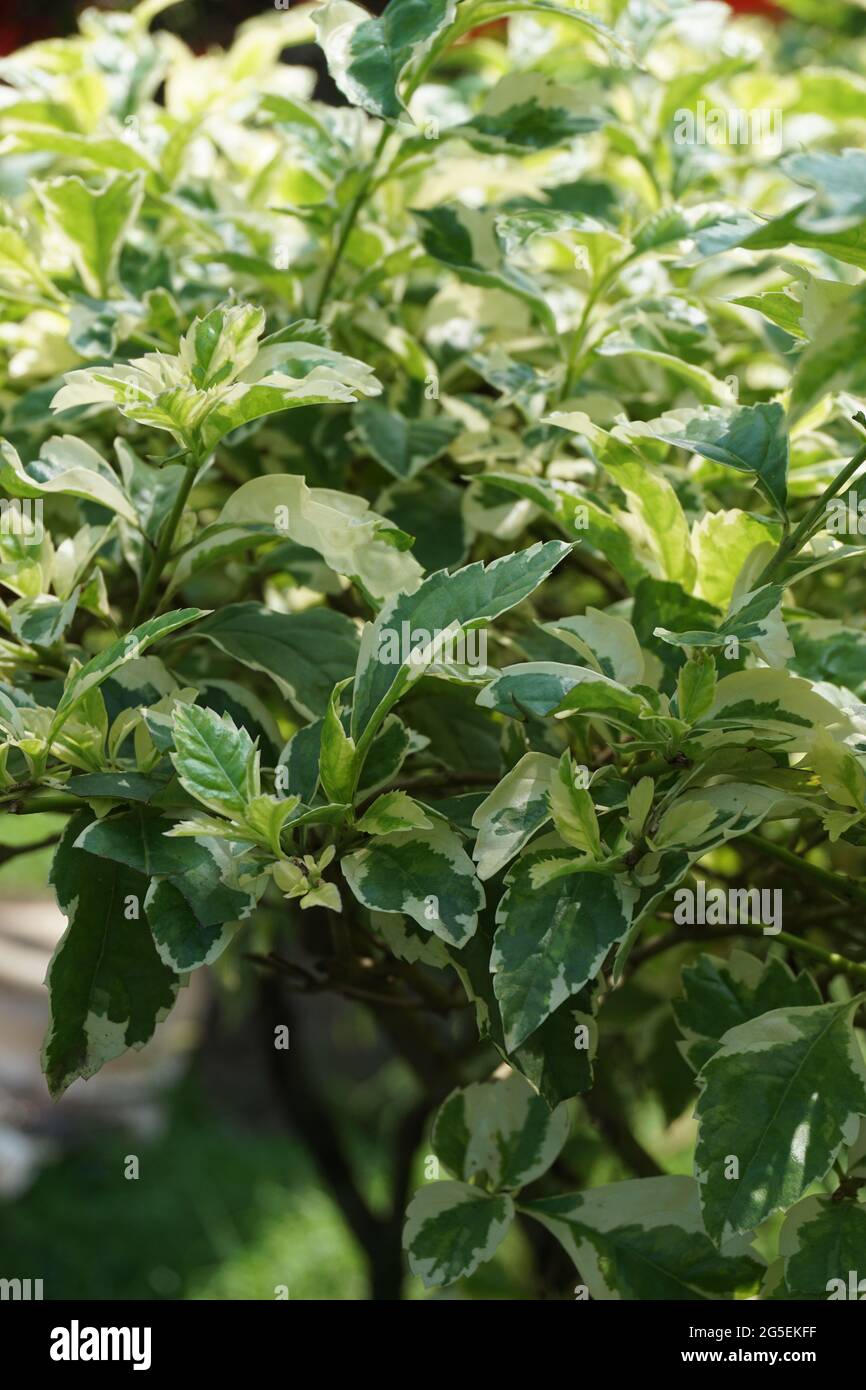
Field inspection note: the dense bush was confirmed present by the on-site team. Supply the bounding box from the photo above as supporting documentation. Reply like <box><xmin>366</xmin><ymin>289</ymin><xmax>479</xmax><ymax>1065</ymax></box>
<box><xmin>1</xmin><ymin>0</ymin><xmax>866</xmax><ymax>1300</ymax></box>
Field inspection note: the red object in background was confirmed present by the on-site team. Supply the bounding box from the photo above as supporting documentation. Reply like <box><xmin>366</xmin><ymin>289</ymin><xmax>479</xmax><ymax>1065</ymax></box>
<box><xmin>726</xmin><ymin>0</ymin><xmax>785</xmax><ymax>15</ymax></box>
<box><xmin>0</xmin><ymin>24</ymin><xmax>27</xmax><ymax>56</ymax></box>
<box><xmin>0</xmin><ymin>17</ymin><xmax>56</xmax><ymax>56</ymax></box>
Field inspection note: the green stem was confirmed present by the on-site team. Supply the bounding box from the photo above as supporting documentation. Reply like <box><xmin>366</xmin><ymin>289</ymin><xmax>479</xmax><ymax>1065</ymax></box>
<box><xmin>0</xmin><ymin>835</ymin><xmax>59</xmax><ymax>865</ymax></box>
<box><xmin>6</xmin><ymin>792</ymin><xmax>81</xmax><ymax>814</ymax></box>
<box><xmin>754</xmin><ymin>427</ymin><xmax>866</xmax><ymax>587</ymax></box>
<box><xmin>131</xmin><ymin>453</ymin><xmax>198</xmax><ymax>624</ymax></box>
<box><xmin>768</xmin><ymin>929</ymin><xmax>866</xmax><ymax>984</ymax></box>
<box><xmin>628</xmin><ymin>922</ymin><xmax>866</xmax><ymax>984</ymax></box>
<box><xmin>555</xmin><ymin>263</ymin><xmax>621</xmax><ymax>409</ymax></box>
<box><xmin>742</xmin><ymin>831</ymin><xmax>866</xmax><ymax>909</ymax></box>
<box><xmin>313</xmin><ymin>126</ymin><xmax>391</xmax><ymax>319</ymax></box>
<box><xmin>312</xmin><ymin>2</ymin><xmax>489</xmax><ymax>319</ymax></box>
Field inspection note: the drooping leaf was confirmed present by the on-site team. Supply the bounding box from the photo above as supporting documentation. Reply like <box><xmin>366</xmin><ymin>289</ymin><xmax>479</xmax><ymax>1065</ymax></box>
<box><xmin>403</xmin><ymin>1181</ymin><xmax>514</xmax><ymax>1288</ymax></box>
<box><xmin>633</xmin><ymin>403</ymin><xmax>789</xmax><ymax>521</ymax></box>
<box><xmin>779</xmin><ymin>1195</ymin><xmax>866</xmax><ymax>1298</ymax></box>
<box><xmin>432</xmin><ymin>1071</ymin><xmax>570</xmax><ymax>1191</ymax></box>
<box><xmin>525</xmin><ymin>1176</ymin><xmax>763</xmax><ymax>1300</ymax></box>
<box><xmin>42</xmin><ymin>813</ymin><xmax>179</xmax><ymax>1099</ymax></box>
<box><xmin>694</xmin><ymin>999</ymin><xmax>866</xmax><ymax>1242</ymax></box>
<box><xmin>353</xmin><ymin>402</ymin><xmax>461</xmax><ymax>480</ymax></box>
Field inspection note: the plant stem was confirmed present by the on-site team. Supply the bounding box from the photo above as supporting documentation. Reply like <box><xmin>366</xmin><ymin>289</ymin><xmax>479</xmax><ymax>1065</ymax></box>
<box><xmin>5</xmin><ymin>793</ymin><xmax>80</xmax><ymax>814</ymax></box>
<box><xmin>0</xmin><ymin>836</ymin><xmax>59</xmax><ymax>865</ymax></box>
<box><xmin>754</xmin><ymin>428</ymin><xmax>866</xmax><ymax>587</ymax></box>
<box><xmin>742</xmin><ymin>831</ymin><xmax>866</xmax><ymax>909</ymax></box>
<box><xmin>313</xmin><ymin>126</ymin><xmax>391</xmax><ymax>319</ymax></box>
<box><xmin>312</xmin><ymin>2</ymin><xmax>488</xmax><ymax>319</ymax></box>
<box><xmin>771</xmin><ymin>930</ymin><xmax>866</xmax><ymax>983</ymax></box>
<box><xmin>628</xmin><ymin>920</ymin><xmax>866</xmax><ymax>985</ymax></box>
<box><xmin>132</xmin><ymin>453</ymin><xmax>197</xmax><ymax>623</ymax></box>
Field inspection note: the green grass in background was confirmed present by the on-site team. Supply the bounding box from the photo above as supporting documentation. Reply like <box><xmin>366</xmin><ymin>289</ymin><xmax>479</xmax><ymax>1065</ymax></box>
<box><xmin>0</xmin><ymin>1084</ymin><xmax>367</xmax><ymax>1301</ymax></box>
<box><xmin>0</xmin><ymin>813</ymin><xmax>65</xmax><ymax>893</ymax></box>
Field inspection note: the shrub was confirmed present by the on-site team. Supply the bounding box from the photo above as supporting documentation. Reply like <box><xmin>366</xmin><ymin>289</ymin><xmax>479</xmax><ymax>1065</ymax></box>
<box><xmin>1</xmin><ymin>0</ymin><xmax>866</xmax><ymax>1300</ymax></box>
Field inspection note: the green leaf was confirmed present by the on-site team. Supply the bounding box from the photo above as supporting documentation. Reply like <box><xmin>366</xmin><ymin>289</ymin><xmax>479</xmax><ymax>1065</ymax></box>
<box><xmin>42</xmin><ymin>813</ymin><xmax>179</xmax><ymax>1098</ymax></box>
<box><xmin>478</xmin><ymin>661</ymin><xmax>650</xmax><ymax>729</ymax></box>
<box><xmin>195</xmin><ymin>604</ymin><xmax>360</xmax><ymax>722</ymax></box>
<box><xmin>170</xmin><ymin>703</ymin><xmax>259</xmax><ymax>817</ymax></box>
<box><xmin>50</xmin><ymin>607</ymin><xmax>203</xmax><ymax>741</ymax></box>
<box><xmin>74</xmin><ymin>807</ymin><xmax>209</xmax><ymax>877</ymax></box>
<box><xmin>342</xmin><ymin>822</ymin><xmax>484</xmax><ymax>946</ymax></box>
<box><xmin>66</xmin><ymin>771</ymin><xmax>168</xmax><ymax>803</ymax></box>
<box><xmin>692</xmin><ymin>509</ymin><xmax>778</xmax><ymax>611</ymax></box>
<box><xmin>179</xmin><ymin>301</ymin><xmax>265</xmax><ymax>389</ymax></box>
<box><xmin>478</xmin><ymin>471</ymin><xmax>647</xmax><ymax>590</ymax></box>
<box><xmin>433</xmin><ymin>1072</ymin><xmax>570</xmax><ymax>1191</ymax></box>
<box><xmin>403</xmin><ymin>1182</ymin><xmax>514</xmax><ymax>1288</ymax></box>
<box><xmin>0</xmin><ymin>224</ymin><xmax>65</xmax><ymax>304</ymax></box>
<box><xmin>417</xmin><ymin>206</ymin><xmax>557</xmax><ymax>334</ymax></box>
<box><xmin>779</xmin><ymin>1195</ymin><xmax>866</xmax><ymax>1298</ymax></box>
<box><xmin>356</xmin><ymin>790</ymin><xmax>434</xmax><ymax>835</ymax></box>
<box><xmin>52</xmin><ymin>312</ymin><xmax>382</xmax><ymax>455</ymax></box>
<box><xmin>544</xmin><ymin>608</ymin><xmax>645</xmax><ymax>687</ymax></box>
<box><xmin>524</xmin><ymin>1176</ymin><xmax>763</xmax><ymax>1300</ymax></box>
<box><xmin>676</xmin><ymin>652</ymin><xmax>717</xmax><ymax>724</ymax></box>
<box><xmin>511</xmin><ymin>992</ymin><xmax>598</xmax><ymax>1109</ymax></box>
<box><xmin>444</xmin><ymin>923</ymin><xmax>597</xmax><ymax>1106</ymax></box>
<box><xmin>700</xmin><ymin>668</ymin><xmax>850</xmax><ymax>753</ymax></box>
<box><xmin>492</xmin><ymin>854</ymin><xmax>633</xmax><ymax>1050</ymax></box>
<box><xmin>318</xmin><ymin>678</ymin><xmax>359</xmax><ymax>805</ymax></box>
<box><xmin>547</xmin><ymin>411</ymin><xmax>697</xmax><ymax>587</ymax></box>
<box><xmin>315</xmin><ymin>0</ymin><xmax>457</xmax><ymax>121</ymax></box>
<box><xmin>0</xmin><ymin>436</ymin><xmax>138</xmax><ymax>525</ymax></box>
<box><xmin>674</xmin><ymin>951</ymin><xmax>821</xmax><ymax>1073</ymax></box>
<box><xmin>379</xmin><ymin>472</ymin><xmax>469</xmax><ymax>572</ymax></box>
<box><xmin>35</xmin><ymin>172</ymin><xmax>144</xmax><ymax>298</ymax></box>
<box><xmin>277</xmin><ymin>721</ymin><xmax>323</xmax><ymax>804</ymax></box>
<box><xmin>144</xmin><ymin>871</ymin><xmax>244</xmax><ymax>972</ymax></box>
<box><xmin>789</xmin><ymin>282</ymin><xmax>866</xmax><ymax>425</ymax></box>
<box><xmin>351</xmin><ymin>540</ymin><xmax>570</xmax><ymax>743</ymax></box>
<box><xmin>471</xmin><ymin>752</ymin><xmax>557</xmax><ymax>880</ymax></box>
<box><xmin>353</xmin><ymin>402</ymin><xmax>461</xmax><ymax>480</ymax></box>
<box><xmin>191</xmin><ymin>473</ymin><xmax>422</xmax><ymax>606</ymax></box>
<box><xmin>635</xmin><ymin>402</ymin><xmax>789</xmax><ymax>520</ymax></box>
<box><xmin>658</xmin><ymin>584</ymin><xmax>792</xmax><ymax>669</ymax></box>
<box><xmin>452</xmin><ymin>71</ymin><xmax>608</xmax><ymax>152</ymax></box>
<box><xmin>695</xmin><ymin>999</ymin><xmax>866</xmax><ymax>1242</ymax></box>
<box><xmin>9</xmin><ymin>590</ymin><xmax>79</xmax><ymax>647</ymax></box>
<box><xmin>548</xmin><ymin>751</ymin><xmax>603</xmax><ymax>857</ymax></box>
